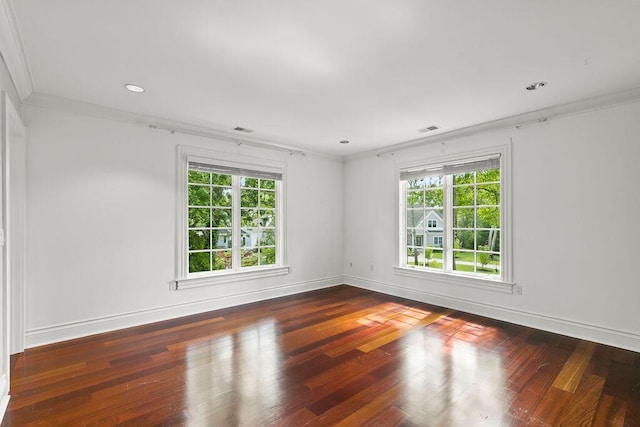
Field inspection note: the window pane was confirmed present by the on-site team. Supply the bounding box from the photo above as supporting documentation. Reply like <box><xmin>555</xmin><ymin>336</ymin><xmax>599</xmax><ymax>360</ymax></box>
<box><xmin>425</xmin><ymin>189</ymin><xmax>443</xmax><ymax>208</ymax></box>
<box><xmin>453</xmin><ymin>255</ymin><xmax>475</xmax><ymax>274</ymax></box>
<box><xmin>211</xmin><ymin>229</ymin><xmax>232</xmax><ymax>249</ymax></box>
<box><xmin>189</xmin><ymin>252</ymin><xmax>210</xmax><ymax>273</ymax></box>
<box><xmin>212</xmin><ymin>173</ymin><xmax>231</xmax><ymax>186</ymax></box>
<box><xmin>426</xmin><ymin>248</ymin><xmax>443</xmax><ymax>270</ymax></box>
<box><xmin>241</xmin><ymin>209</ymin><xmax>258</xmax><ymax>226</ymax></box>
<box><xmin>476</xmin><ymin>168</ymin><xmax>500</xmax><ymax>183</ymax></box>
<box><xmin>454</xmin><ymin>172</ymin><xmax>474</xmax><ymax>185</ymax></box>
<box><xmin>476</xmin><ymin>229</ymin><xmax>500</xmax><ymax>251</ymax></box>
<box><xmin>212</xmin><ymin>250</ymin><xmax>232</xmax><ymax>270</ymax></box>
<box><xmin>188</xmin><ymin>170</ymin><xmax>210</xmax><ymax>184</ymax></box>
<box><xmin>259</xmin><ymin>229</ymin><xmax>276</xmax><ymax>246</ymax></box>
<box><xmin>425</xmin><ymin>176</ymin><xmax>443</xmax><ymax>187</ymax></box>
<box><xmin>241</xmin><ymin>248</ymin><xmax>259</xmax><ymax>267</ymax></box>
<box><xmin>407</xmin><ymin>210</ymin><xmax>423</xmax><ymax>228</ymax></box>
<box><xmin>260</xmin><ymin>179</ymin><xmax>275</xmax><ymax>189</ymax></box>
<box><xmin>476</xmin><ymin>183</ymin><xmax>500</xmax><ymax>205</ymax></box>
<box><xmin>260</xmin><ymin>191</ymin><xmax>276</xmax><ymax>208</ymax></box>
<box><xmin>188</xmin><ymin>208</ymin><xmax>210</xmax><ymax>228</ymax></box>
<box><xmin>189</xmin><ymin>230</ymin><xmax>210</xmax><ymax>250</ymax></box>
<box><xmin>407</xmin><ymin>178</ymin><xmax>426</xmax><ymax>189</ymax></box>
<box><xmin>259</xmin><ymin>210</ymin><xmax>275</xmax><ymax>227</ymax></box>
<box><xmin>241</xmin><ymin>229</ymin><xmax>258</xmax><ymax>247</ymax></box>
<box><xmin>241</xmin><ymin>189</ymin><xmax>259</xmax><ymax>207</ymax></box>
<box><xmin>406</xmin><ymin>247</ymin><xmax>422</xmax><ymax>267</ymax></box>
<box><xmin>454</xmin><ymin>229</ymin><xmax>475</xmax><ymax>251</ymax></box>
<box><xmin>453</xmin><ymin>186</ymin><xmax>474</xmax><ymax>206</ymax></box>
<box><xmin>260</xmin><ymin>247</ymin><xmax>276</xmax><ymax>265</ymax></box>
<box><xmin>212</xmin><ymin>187</ymin><xmax>232</xmax><ymax>207</ymax></box>
<box><xmin>211</xmin><ymin>208</ymin><xmax>232</xmax><ymax>227</ymax></box>
<box><xmin>426</xmin><ymin>234</ymin><xmax>443</xmax><ymax>248</ymax></box>
<box><xmin>477</xmin><ymin>207</ymin><xmax>500</xmax><ymax>228</ymax></box>
<box><xmin>476</xmin><ymin>252</ymin><xmax>499</xmax><ymax>275</ymax></box>
<box><xmin>241</xmin><ymin>177</ymin><xmax>259</xmax><ymax>188</ymax></box>
<box><xmin>453</xmin><ymin>208</ymin><xmax>474</xmax><ymax>228</ymax></box>
<box><xmin>407</xmin><ymin>190</ymin><xmax>424</xmax><ymax>207</ymax></box>
<box><xmin>188</xmin><ymin>185</ymin><xmax>210</xmax><ymax>206</ymax></box>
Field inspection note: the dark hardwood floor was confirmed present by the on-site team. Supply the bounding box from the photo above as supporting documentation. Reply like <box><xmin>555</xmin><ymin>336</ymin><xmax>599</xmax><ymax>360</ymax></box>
<box><xmin>3</xmin><ymin>285</ymin><xmax>639</xmax><ymax>426</ymax></box>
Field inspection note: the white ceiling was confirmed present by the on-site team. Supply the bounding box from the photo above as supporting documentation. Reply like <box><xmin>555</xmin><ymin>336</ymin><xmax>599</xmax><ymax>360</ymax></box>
<box><xmin>6</xmin><ymin>0</ymin><xmax>640</xmax><ymax>156</ymax></box>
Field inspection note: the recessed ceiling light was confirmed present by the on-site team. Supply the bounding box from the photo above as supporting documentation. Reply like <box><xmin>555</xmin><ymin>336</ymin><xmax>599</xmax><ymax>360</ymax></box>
<box><xmin>124</xmin><ymin>83</ymin><xmax>145</xmax><ymax>93</ymax></box>
<box><xmin>339</xmin><ymin>140</ymin><xmax>350</xmax><ymax>144</ymax></box>
<box><xmin>526</xmin><ymin>81</ymin><xmax>548</xmax><ymax>91</ymax></box>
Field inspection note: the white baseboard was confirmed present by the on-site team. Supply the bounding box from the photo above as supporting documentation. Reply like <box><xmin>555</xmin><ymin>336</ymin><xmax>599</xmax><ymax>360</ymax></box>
<box><xmin>25</xmin><ymin>276</ymin><xmax>343</xmax><ymax>348</ymax></box>
<box><xmin>344</xmin><ymin>275</ymin><xmax>640</xmax><ymax>353</ymax></box>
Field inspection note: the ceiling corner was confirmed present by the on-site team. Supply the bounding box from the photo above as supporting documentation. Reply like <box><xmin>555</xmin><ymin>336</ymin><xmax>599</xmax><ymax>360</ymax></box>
<box><xmin>0</xmin><ymin>0</ymin><xmax>34</xmax><ymax>100</ymax></box>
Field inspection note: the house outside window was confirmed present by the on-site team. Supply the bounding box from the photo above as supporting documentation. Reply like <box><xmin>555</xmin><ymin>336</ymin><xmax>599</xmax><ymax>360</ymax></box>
<box><xmin>398</xmin><ymin>145</ymin><xmax>512</xmax><ymax>286</ymax></box>
<box><xmin>176</xmin><ymin>146</ymin><xmax>288</xmax><ymax>289</ymax></box>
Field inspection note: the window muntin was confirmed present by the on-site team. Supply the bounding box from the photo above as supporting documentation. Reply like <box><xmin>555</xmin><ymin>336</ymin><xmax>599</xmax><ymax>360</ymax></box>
<box><xmin>401</xmin><ymin>155</ymin><xmax>503</xmax><ymax>280</ymax></box>
<box><xmin>186</xmin><ymin>163</ymin><xmax>281</xmax><ymax>276</ymax></box>
<box><xmin>239</xmin><ymin>177</ymin><xmax>277</xmax><ymax>268</ymax></box>
<box><xmin>188</xmin><ymin>171</ymin><xmax>233</xmax><ymax>273</ymax></box>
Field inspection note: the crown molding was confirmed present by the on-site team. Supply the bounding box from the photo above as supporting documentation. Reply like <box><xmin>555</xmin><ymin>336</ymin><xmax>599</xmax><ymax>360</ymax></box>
<box><xmin>345</xmin><ymin>86</ymin><xmax>640</xmax><ymax>161</ymax></box>
<box><xmin>0</xmin><ymin>0</ymin><xmax>34</xmax><ymax>99</ymax></box>
<box><xmin>24</xmin><ymin>92</ymin><xmax>341</xmax><ymax>161</ymax></box>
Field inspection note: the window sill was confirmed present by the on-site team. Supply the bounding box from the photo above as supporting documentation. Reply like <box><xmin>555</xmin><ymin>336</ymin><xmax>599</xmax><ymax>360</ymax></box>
<box><xmin>393</xmin><ymin>266</ymin><xmax>514</xmax><ymax>294</ymax></box>
<box><xmin>174</xmin><ymin>265</ymin><xmax>290</xmax><ymax>290</ymax></box>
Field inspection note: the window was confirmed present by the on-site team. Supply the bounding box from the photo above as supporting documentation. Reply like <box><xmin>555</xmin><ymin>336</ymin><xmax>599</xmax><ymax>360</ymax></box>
<box><xmin>176</xmin><ymin>146</ymin><xmax>288</xmax><ymax>288</ymax></box>
<box><xmin>399</xmin><ymin>145</ymin><xmax>511</xmax><ymax>285</ymax></box>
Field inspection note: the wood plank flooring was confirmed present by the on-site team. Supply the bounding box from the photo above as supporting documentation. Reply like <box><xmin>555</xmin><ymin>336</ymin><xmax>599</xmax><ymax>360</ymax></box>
<box><xmin>3</xmin><ymin>285</ymin><xmax>640</xmax><ymax>426</ymax></box>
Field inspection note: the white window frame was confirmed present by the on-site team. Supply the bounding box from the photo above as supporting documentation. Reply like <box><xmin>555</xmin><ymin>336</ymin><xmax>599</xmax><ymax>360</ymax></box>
<box><xmin>395</xmin><ymin>143</ymin><xmax>514</xmax><ymax>293</ymax></box>
<box><xmin>427</xmin><ymin>219</ymin><xmax>437</xmax><ymax>228</ymax></box>
<box><xmin>175</xmin><ymin>145</ymin><xmax>289</xmax><ymax>290</ymax></box>
<box><xmin>433</xmin><ymin>236</ymin><xmax>443</xmax><ymax>247</ymax></box>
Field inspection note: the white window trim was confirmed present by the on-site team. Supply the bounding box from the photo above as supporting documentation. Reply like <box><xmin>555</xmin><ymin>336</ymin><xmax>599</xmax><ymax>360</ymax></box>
<box><xmin>175</xmin><ymin>145</ymin><xmax>289</xmax><ymax>289</ymax></box>
<box><xmin>395</xmin><ymin>142</ymin><xmax>514</xmax><ymax>292</ymax></box>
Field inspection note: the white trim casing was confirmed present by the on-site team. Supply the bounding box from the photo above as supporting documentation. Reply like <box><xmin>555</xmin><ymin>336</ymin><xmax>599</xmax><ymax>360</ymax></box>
<box><xmin>3</xmin><ymin>92</ymin><xmax>25</xmax><ymax>354</ymax></box>
<box><xmin>397</xmin><ymin>142</ymin><xmax>513</xmax><ymax>287</ymax></box>
<box><xmin>176</xmin><ymin>145</ymin><xmax>288</xmax><ymax>288</ymax></box>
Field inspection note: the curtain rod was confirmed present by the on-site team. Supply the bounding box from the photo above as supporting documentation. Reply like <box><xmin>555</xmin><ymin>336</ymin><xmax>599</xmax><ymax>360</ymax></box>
<box><xmin>148</xmin><ymin>123</ymin><xmax>306</xmax><ymax>156</ymax></box>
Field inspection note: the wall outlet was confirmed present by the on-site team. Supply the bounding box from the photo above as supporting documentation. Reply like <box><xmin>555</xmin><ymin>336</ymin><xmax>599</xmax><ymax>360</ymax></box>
<box><xmin>370</xmin><ymin>264</ymin><xmax>374</xmax><ymax>271</ymax></box>
<box><xmin>514</xmin><ymin>284</ymin><xmax>523</xmax><ymax>295</ymax></box>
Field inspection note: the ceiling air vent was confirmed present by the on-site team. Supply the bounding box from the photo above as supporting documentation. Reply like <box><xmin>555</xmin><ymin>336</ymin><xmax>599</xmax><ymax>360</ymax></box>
<box><xmin>418</xmin><ymin>125</ymin><xmax>439</xmax><ymax>133</ymax></box>
<box><xmin>233</xmin><ymin>126</ymin><xmax>254</xmax><ymax>133</ymax></box>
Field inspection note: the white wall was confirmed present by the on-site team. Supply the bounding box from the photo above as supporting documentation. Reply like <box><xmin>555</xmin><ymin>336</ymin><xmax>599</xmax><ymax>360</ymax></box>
<box><xmin>344</xmin><ymin>100</ymin><xmax>640</xmax><ymax>352</ymax></box>
<box><xmin>23</xmin><ymin>105</ymin><xmax>344</xmax><ymax>346</ymax></box>
<box><xmin>19</xmin><ymin>93</ymin><xmax>640</xmax><ymax>352</ymax></box>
